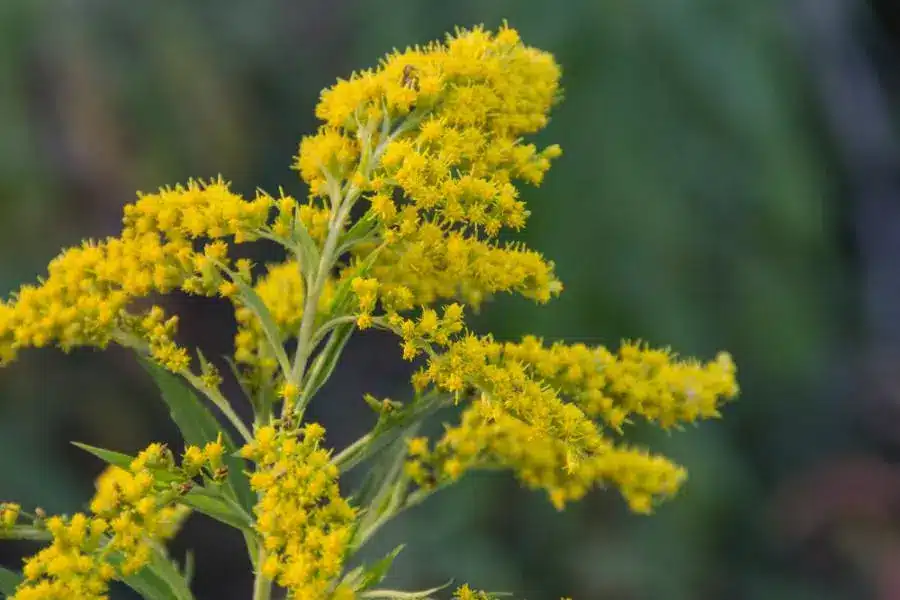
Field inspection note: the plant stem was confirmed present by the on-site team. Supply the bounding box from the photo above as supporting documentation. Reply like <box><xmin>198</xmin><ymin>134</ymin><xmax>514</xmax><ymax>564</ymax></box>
<box><xmin>180</xmin><ymin>369</ymin><xmax>253</xmax><ymax>442</ymax></box>
<box><xmin>286</xmin><ymin>115</ymin><xmax>421</xmax><ymax>414</ymax></box>
<box><xmin>331</xmin><ymin>432</ymin><xmax>374</xmax><ymax>469</ymax></box>
<box><xmin>289</xmin><ymin>198</ymin><xmax>350</xmax><ymax>386</ymax></box>
<box><xmin>251</xmin><ymin>546</ymin><xmax>272</xmax><ymax>600</ymax></box>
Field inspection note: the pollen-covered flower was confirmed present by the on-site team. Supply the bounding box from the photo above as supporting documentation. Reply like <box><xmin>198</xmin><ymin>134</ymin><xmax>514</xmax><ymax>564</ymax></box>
<box><xmin>241</xmin><ymin>423</ymin><xmax>356</xmax><ymax>599</ymax></box>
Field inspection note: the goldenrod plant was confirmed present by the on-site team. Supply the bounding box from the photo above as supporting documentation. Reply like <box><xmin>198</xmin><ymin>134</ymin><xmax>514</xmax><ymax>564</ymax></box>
<box><xmin>0</xmin><ymin>24</ymin><xmax>738</xmax><ymax>600</ymax></box>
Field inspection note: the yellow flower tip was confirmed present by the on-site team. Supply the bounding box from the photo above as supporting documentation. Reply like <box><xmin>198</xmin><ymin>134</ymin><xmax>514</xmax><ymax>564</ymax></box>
<box><xmin>453</xmin><ymin>584</ymin><xmax>496</xmax><ymax>600</ymax></box>
<box><xmin>443</xmin><ymin>458</ymin><xmax>464</xmax><ymax>481</ymax></box>
<box><xmin>0</xmin><ymin>502</ymin><xmax>20</xmax><ymax>528</ymax></box>
<box><xmin>549</xmin><ymin>488</ymin><xmax>568</xmax><ymax>511</ymax></box>
<box><xmin>278</xmin><ymin>382</ymin><xmax>300</xmax><ymax>402</ymax></box>
<box><xmin>203</xmin><ymin>435</ymin><xmax>225</xmax><ymax>467</ymax></box>
<box><xmin>182</xmin><ymin>445</ymin><xmax>205</xmax><ymax>473</ymax></box>
<box><xmin>304</xmin><ymin>421</ymin><xmax>327</xmax><ymax>442</ymax></box>
<box><xmin>356</xmin><ymin>313</ymin><xmax>373</xmax><ymax>329</ymax></box>
<box><xmin>407</xmin><ymin>437</ymin><xmax>429</xmax><ymax>457</ymax></box>
<box><xmin>217</xmin><ymin>281</ymin><xmax>239</xmax><ymax>298</ymax></box>
<box><xmin>626</xmin><ymin>493</ymin><xmax>653</xmax><ymax>515</ymax></box>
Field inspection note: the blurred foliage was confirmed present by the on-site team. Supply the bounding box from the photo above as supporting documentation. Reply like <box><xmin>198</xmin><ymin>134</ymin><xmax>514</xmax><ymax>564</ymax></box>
<box><xmin>0</xmin><ymin>0</ymin><xmax>891</xmax><ymax>598</ymax></box>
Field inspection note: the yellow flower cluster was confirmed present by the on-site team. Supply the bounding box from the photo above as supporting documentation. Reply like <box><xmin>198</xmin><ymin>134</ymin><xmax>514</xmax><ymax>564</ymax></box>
<box><xmin>501</xmin><ymin>337</ymin><xmax>739</xmax><ymax>431</ymax></box>
<box><xmin>405</xmin><ymin>334</ymin><xmax>736</xmax><ymax>512</ymax></box>
<box><xmin>240</xmin><ymin>423</ymin><xmax>356</xmax><ymax>599</ymax></box>
<box><xmin>90</xmin><ymin>466</ymin><xmax>191</xmax><ymax>542</ymax></box>
<box><xmin>0</xmin><ymin>179</ymin><xmax>275</xmax><ymax>372</ymax></box>
<box><xmin>388</xmin><ymin>302</ymin><xmax>464</xmax><ymax>360</ymax></box>
<box><xmin>350</xmin><ymin>277</ymin><xmax>379</xmax><ymax>329</ymax></box>
<box><xmin>363</xmin><ymin>226</ymin><xmax>562</xmax><ymax>311</ymax></box>
<box><xmin>12</xmin><ymin>442</ymin><xmax>209</xmax><ymax>599</ymax></box>
<box><xmin>297</xmin><ymin>25</ymin><xmax>563</xmax><ymax>314</ymax></box>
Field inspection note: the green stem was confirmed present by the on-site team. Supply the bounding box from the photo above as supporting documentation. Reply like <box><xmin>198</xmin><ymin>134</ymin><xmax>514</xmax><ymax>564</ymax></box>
<box><xmin>251</xmin><ymin>546</ymin><xmax>272</xmax><ymax>600</ymax></box>
<box><xmin>180</xmin><ymin>370</ymin><xmax>253</xmax><ymax>443</ymax></box>
<box><xmin>310</xmin><ymin>315</ymin><xmax>359</xmax><ymax>348</ymax></box>
<box><xmin>289</xmin><ymin>198</ymin><xmax>351</xmax><ymax>387</ymax></box>
<box><xmin>353</xmin><ymin>487</ymin><xmax>435</xmax><ymax>552</ymax></box>
<box><xmin>331</xmin><ymin>432</ymin><xmax>374</xmax><ymax>470</ymax></box>
<box><xmin>286</xmin><ymin>114</ymin><xmax>424</xmax><ymax>413</ymax></box>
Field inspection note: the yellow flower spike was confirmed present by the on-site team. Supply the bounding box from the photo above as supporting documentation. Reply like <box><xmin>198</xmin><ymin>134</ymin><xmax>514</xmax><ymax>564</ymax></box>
<box><xmin>278</xmin><ymin>382</ymin><xmax>300</xmax><ymax>403</ymax></box>
<box><xmin>241</xmin><ymin>421</ymin><xmax>355</xmax><ymax>598</ymax></box>
<box><xmin>0</xmin><ymin>23</ymin><xmax>734</xmax><ymax>600</ymax></box>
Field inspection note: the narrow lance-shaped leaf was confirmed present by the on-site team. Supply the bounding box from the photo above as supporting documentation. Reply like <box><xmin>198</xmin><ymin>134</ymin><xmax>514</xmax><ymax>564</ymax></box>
<box><xmin>358</xmin><ymin>545</ymin><xmax>405</xmax><ymax>592</ymax></box>
<box><xmin>302</xmin><ymin>322</ymin><xmax>355</xmax><ymax>402</ymax></box>
<box><xmin>0</xmin><ymin>565</ymin><xmax>23</xmax><ymax>596</ymax></box>
<box><xmin>290</xmin><ymin>203</ymin><xmax>322</xmax><ymax>285</ymax></box>
<box><xmin>118</xmin><ymin>545</ymin><xmax>195</xmax><ymax>600</ymax></box>
<box><xmin>217</xmin><ymin>262</ymin><xmax>292</xmax><ymax>376</ymax></box>
<box><xmin>140</xmin><ymin>358</ymin><xmax>256</xmax><ymax>514</ymax></box>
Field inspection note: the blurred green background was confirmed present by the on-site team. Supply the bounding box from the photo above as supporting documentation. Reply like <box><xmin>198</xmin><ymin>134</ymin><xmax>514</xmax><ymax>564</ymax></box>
<box><xmin>2</xmin><ymin>1</ymin><xmax>899</xmax><ymax>598</ymax></box>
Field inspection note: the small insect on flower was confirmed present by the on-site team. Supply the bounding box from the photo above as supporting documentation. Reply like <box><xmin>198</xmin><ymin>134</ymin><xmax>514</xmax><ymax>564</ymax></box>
<box><xmin>401</xmin><ymin>64</ymin><xmax>419</xmax><ymax>90</ymax></box>
<box><xmin>212</xmin><ymin>466</ymin><xmax>230</xmax><ymax>482</ymax></box>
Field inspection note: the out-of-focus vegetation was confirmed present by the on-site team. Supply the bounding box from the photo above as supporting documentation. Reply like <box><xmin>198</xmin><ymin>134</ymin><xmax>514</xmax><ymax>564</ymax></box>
<box><xmin>1</xmin><ymin>1</ymin><xmax>897</xmax><ymax>598</ymax></box>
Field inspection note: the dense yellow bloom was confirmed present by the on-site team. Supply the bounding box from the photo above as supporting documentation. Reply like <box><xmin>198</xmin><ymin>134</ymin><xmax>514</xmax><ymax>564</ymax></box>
<box><xmin>502</xmin><ymin>336</ymin><xmax>739</xmax><ymax>430</ymax></box>
<box><xmin>404</xmin><ymin>334</ymin><xmax>737</xmax><ymax>512</ymax></box>
<box><xmin>0</xmin><ymin>179</ymin><xmax>274</xmax><ymax>372</ymax></box>
<box><xmin>241</xmin><ymin>423</ymin><xmax>356</xmax><ymax>599</ymax></box>
<box><xmin>12</xmin><ymin>443</ymin><xmax>203</xmax><ymax>599</ymax></box>
<box><xmin>91</xmin><ymin>466</ymin><xmax>191</xmax><ymax>540</ymax></box>
<box><xmin>0</xmin><ymin>22</ymin><xmax>735</xmax><ymax>600</ymax></box>
<box><xmin>297</xmin><ymin>25</ymin><xmax>563</xmax><ymax>314</ymax></box>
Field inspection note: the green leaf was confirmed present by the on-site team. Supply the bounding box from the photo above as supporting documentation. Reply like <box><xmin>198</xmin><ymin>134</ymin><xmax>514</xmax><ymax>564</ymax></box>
<box><xmin>359</xmin><ymin>545</ymin><xmax>405</xmax><ymax>592</ymax></box>
<box><xmin>337</xmin><ymin>212</ymin><xmax>379</xmax><ymax>256</ymax></box>
<box><xmin>71</xmin><ymin>441</ymin><xmax>134</xmax><ymax>469</ymax></box>
<box><xmin>148</xmin><ymin>545</ymin><xmax>196</xmax><ymax>600</ymax></box>
<box><xmin>290</xmin><ymin>207</ymin><xmax>322</xmax><ymax>285</ymax></box>
<box><xmin>220</xmin><ymin>265</ymin><xmax>292</xmax><ymax>376</ymax></box>
<box><xmin>120</xmin><ymin>545</ymin><xmax>194</xmax><ymax>600</ymax></box>
<box><xmin>182</xmin><ymin>550</ymin><xmax>195</xmax><ymax>587</ymax></box>
<box><xmin>180</xmin><ymin>490</ymin><xmax>253</xmax><ymax>532</ymax></box>
<box><xmin>302</xmin><ymin>322</ymin><xmax>355</xmax><ymax>401</ymax></box>
<box><xmin>122</xmin><ymin>565</ymin><xmax>180</xmax><ymax>600</ymax></box>
<box><xmin>359</xmin><ymin>582</ymin><xmax>450</xmax><ymax>599</ymax></box>
<box><xmin>140</xmin><ymin>359</ymin><xmax>256</xmax><ymax>515</ymax></box>
<box><xmin>0</xmin><ymin>565</ymin><xmax>22</xmax><ymax>596</ymax></box>
<box><xmin>71</xmin><ymin>442</ymin><xmax>182</xmax><ymax>484</ymax></box>
<box><xmin>351</xmin><ymin>432</ymin><xmax>411</xmax><ymax>518</ymax></box>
